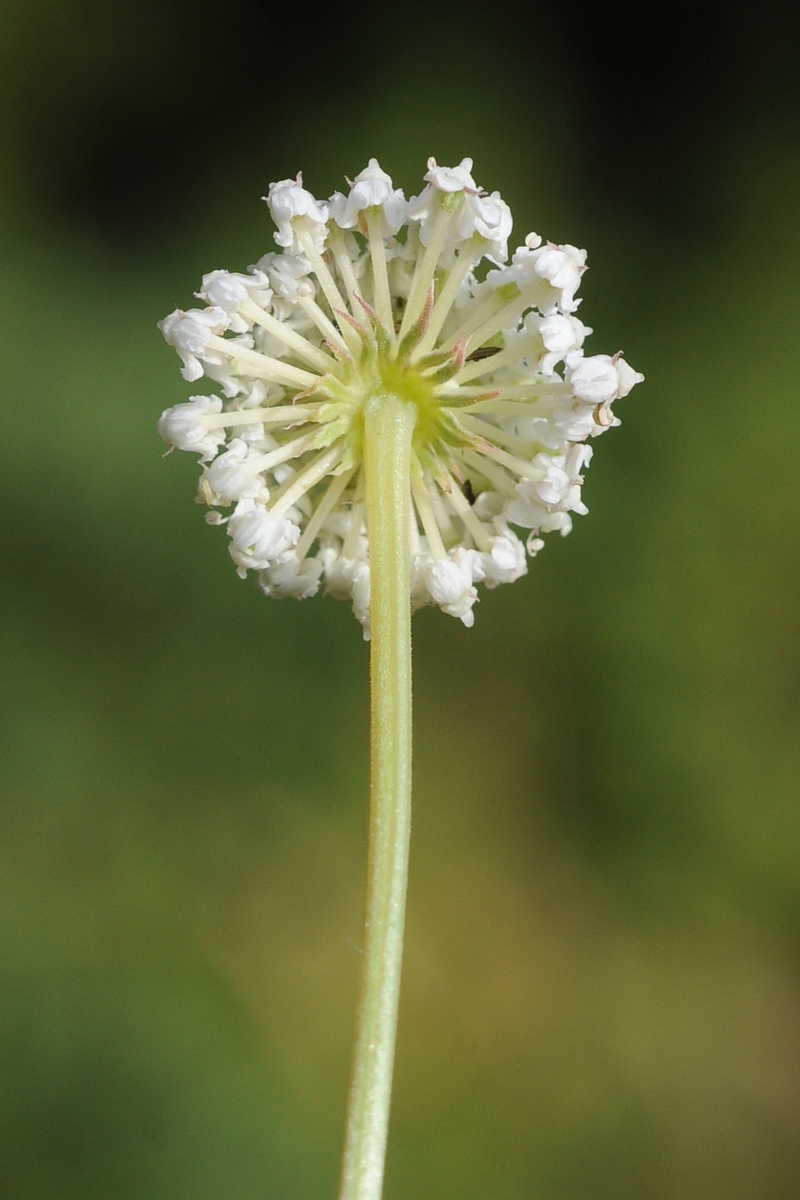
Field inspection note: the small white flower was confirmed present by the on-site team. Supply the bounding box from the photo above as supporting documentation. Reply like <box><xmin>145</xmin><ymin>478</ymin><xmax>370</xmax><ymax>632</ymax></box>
<box><xmin>422</xmin><ymin>156</ymin><xmax>478</xmax><ymax>193</ymax></box>
<box><xmin>227</xmin><ymin>498</ymin><xmax>300</xmax><ymax>577</ymax></box>
<box><xmin>266</xmin><ymin>176</ymin><xmax>329</xmax><ymax>253</ymax></box>
<box><xmin>567</xmin><ymin>351</ymin><xmax>642</xmax><ymax>411</ymax></box>
<box><xmin>333</xmin><ymin>159</ymin><xmax>409</xmax><ymax>237</ymax></box>
<box><xmin>465</xmin><ymin>191</ymin><xmax>513</xmax><ymax>262</ymax></box>
<box><xmin>424</xmin><ymin>553</ymin><xmax>479</xmax><ymax>627</ymax></box>
<box><xmin>483</xmin><ymin>244</ymin><xmax>562</xmax><ymax>314</ymax></box>
<box><xmin>539</xmin><ymin>314</ymin><xmax>590</xmax><ymax>374</ymax></box>
<box><xmin>197</xmin><ymin>269</ymin><xmax>272</xmax><ymax>333</ymax></box>
<box><xmin>533</xmin><ymin>244</ymin><xmax>587</xmax><ymax>313</ymax></box>
<box><xmin>407</xmin><ymin>157</ymin><xmax>481</xmax><ymax>247</ymax></box>
<box><xmin>200</xmin><ymin>438</ymin><xmax>268</xmax><ymax>506</ymax></box>
<box><xmin>159</xmin><ymin>157</ymin><xmax>642</xmax><ymax>629</ymax></box>
<box><xmin>323</xmin><ymin>552</ymin><xmax>372</xmax><ymax>637</ymax></box>
<box><xmin>158</xmin><ymin>307</ymin><xmax>229</xmax><ymax>381</ymax></box>
<box><xmin>505</xmin><ymin>492</ymin><xmax>548</xmax><ymax>532</ymax></box>
<box><xmin>259</xmin><ymin>555</ymin><xmax>323</xmax><ymax>600</ymax></box>
<box><xmin>534</xmin><ymin>460</ymin><xmax>574</xmax><ymax>507</ymax></box>
<box><xmin>157</xmin><ymin>395</ymin><xmax>226</xmax><ymax>461</ymax></box>
<box><xmin>479</xmin><ymin>532</ymin><xmax>528</xmax><ymax>588</ymax></box>
<box><xmin>256</xmin><ymin>252</ymin><xmax>314</xmax><ymax>303</ymax></box>
<box><xmin>549</xmin><ymin>396</ymin><xmax>603</xmax><ymax>441</ymax></box>
<box><xmin>567</xmin><ymin>352</ymin><xmax>618</xmax><ymax>403</ymax></box>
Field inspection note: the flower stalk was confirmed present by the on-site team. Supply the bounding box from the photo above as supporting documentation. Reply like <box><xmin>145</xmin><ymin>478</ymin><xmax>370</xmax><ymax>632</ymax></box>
<box><xmin>339</xmin><ymin>394</ymin><xmax>416</xmax><ymax>1200</ymax></box>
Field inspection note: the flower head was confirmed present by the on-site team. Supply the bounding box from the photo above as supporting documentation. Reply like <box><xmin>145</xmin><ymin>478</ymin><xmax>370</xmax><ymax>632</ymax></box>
<box><xmin>159</xmin><ymin>157</ymin><xmax>643</xmax><ymax>635</ymax></box>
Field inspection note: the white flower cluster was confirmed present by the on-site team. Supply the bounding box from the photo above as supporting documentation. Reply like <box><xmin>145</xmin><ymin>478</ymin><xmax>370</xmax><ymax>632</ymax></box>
<box><xmin>159</xmin><ymin>157</ymin><xmax>642</xmax><ymax>636</ymax></box>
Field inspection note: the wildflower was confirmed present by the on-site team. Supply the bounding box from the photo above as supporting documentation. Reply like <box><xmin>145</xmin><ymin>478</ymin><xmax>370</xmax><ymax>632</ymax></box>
<box><xmin>158</xmin><ymin>157</ymin><xmax>643</xmax><ymax>636</ymax></box>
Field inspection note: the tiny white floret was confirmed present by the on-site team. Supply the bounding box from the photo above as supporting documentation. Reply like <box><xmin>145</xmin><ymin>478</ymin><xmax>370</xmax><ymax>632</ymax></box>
<box><xmin>266</xmin><ymin>177</ymin><xmax>329</xmax><ymax>253</ymax></box>
<box><xmin>335</xmin><ymin>159</ymin><xmax>409</xmax><ymax>237</ymax></box>
<box><xmin>157</xmin><ymin>395</ymin><xmax>225</xmax><ymax>461</ymax></box>
<box><xmin>200</xmin><ymin>439</ymin><xmax>268</xmax><ymax>506</ymax></box>
<box><xmin>158</xmin><ymin>307</ymin><xmax>229</xmax><ymax>381</ymax></box>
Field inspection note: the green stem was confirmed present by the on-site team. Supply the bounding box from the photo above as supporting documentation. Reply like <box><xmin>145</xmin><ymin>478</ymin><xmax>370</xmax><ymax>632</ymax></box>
<box><xmin>338</xmin><ymin>393</ymin><xmax>417</xmax><ymax>1200</ymax></box>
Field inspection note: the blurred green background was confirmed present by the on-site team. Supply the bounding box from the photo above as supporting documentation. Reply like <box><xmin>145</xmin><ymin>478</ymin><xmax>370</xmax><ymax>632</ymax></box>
<box><xmin>2</xmin><ymin>2</ymin><xmax>800</xmax><ymax>1197</ymax></box>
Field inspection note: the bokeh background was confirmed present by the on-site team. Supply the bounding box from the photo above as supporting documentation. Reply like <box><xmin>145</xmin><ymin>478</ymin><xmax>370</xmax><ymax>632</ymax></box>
<box><xmin>2</xmin><ymin>1</ymin><xmax>800</xmax><ymax>1196</ymax></box>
